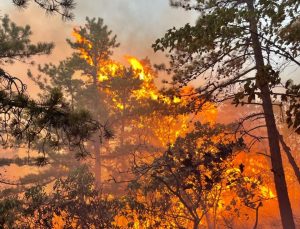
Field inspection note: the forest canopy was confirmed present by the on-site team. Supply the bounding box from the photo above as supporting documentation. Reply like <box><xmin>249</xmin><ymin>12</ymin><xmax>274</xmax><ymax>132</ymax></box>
<box><xmin>0</xmin><ymin>1</ymin><xmax>299</xmax><ymax>228</ymax></box>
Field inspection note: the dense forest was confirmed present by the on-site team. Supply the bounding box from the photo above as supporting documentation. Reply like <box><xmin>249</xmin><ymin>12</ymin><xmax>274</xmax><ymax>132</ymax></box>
<box><xmin>0</xmin><ymin>0</ymin><xmax>299</xmax><ymax>228</ymax></box>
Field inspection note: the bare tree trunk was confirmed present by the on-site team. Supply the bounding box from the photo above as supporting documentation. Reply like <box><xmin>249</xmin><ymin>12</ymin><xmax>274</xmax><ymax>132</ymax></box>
<box><xmin>259</xmin><ymin>87</ymin><xmax>294</xmax><ymax>229</ymax></box>
<box><xmin>247</xmin><ymin>1</ymin><xmax>295</xmax><ymax>228</ymax></box>
<box><xmin>120</xmin><ymin>107</ymin><xmax>127</xmax><ymax>173</ymax></box>
<box><xmin>94</xmin><ymin>132</ymin><xmax>101</xmax><ymax>188</ymax></box>
<box><xmin>92</xmin><ymin>70</ymin><xmax>102</xmax><ymax>188</ymax></box>
<box><xmin>205</xmin><ymin>211</ymin><xmax>215</xmax><ymax>229</ymax></box>
<box><xmin>279</xmin><ymin>134</ymin><xmax>300</xmax><ymax>185</ymax></box>
<box><xmin>253</xmin><ymin>202</ymin><xmax>262</xmax><ymax>229</ymax></box>
<box><xmin>193</xmin><ymin>219</ymin><xmax>200</xmax><ymax>229</ymax></box>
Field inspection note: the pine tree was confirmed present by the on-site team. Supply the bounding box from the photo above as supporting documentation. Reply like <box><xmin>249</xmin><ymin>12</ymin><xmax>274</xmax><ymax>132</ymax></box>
<box><xmin>12</xmin><ymin>0</ymin><xmax>76</xmax><ymax>20</ymax></box>
<box><xmin>0</xmin><ymin>16</ymin><xmax>99</xmax><ymax>186</ymax></box>
<box><xmin>66</xmin><ymin>17</ymin><xmax>120</xmax><ymax>186</ymax></box>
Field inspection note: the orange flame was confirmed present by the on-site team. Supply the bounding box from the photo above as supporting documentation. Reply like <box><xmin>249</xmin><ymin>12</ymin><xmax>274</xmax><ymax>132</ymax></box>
<box><xmin>71</xmin><ymin>30</ymin><xmax>217</xmax><ymax>143</ymax></box>
<box><xmin>72</xmin><ymin>30</ymin><xmax>94</xmax><ymax>66</ymax></box>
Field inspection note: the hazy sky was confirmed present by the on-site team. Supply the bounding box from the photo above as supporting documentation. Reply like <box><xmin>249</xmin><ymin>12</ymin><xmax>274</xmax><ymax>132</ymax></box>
<box><xmin>0</xmin><ymin>0</ymin><xmax>197</xmax><ymax>63</ymax></box>
<box><xmin>0</xmin><ymin>0</ymin><xmax>200</xmax><ymax>91</ymax></box>
<box><xmin>0</xmin><ymin>0</ymin><xmax>198</xmax><ymax>172</ymax></box>
<box><xmin>1</xmin><ymin>0</ymin><xmax>297</xmax><ymax>86</ymax></box>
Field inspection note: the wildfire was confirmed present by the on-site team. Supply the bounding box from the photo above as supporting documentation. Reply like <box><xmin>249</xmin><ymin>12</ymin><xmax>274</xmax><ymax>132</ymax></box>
<box><xmin>126</xmin><ymin>56</ymin><xmax>149</xmax><ymax>81</ymax></box>
<box><xmin>72</xmin><ymin>30</ymin><xmax>93</xmax><ymax>66</ymax></box>
<box><xmin>50</xmin><ymin>32</ymin><xmax>280</xmax><ymax>229</ymax></box>
<box><xmin>72</xmin><ymin>28</ymin><xmax>197</xmax><ymax>145</ymax></box>
<box><xmin>260</xmin><ymin>186</ymin><xmax>275</xmax><ymax>199</ymax></box>
<box><xmin>96</xmin><ymin>56</ymin><xmax>189</xmax><ymax>115</ymax></box>
<box><xmin>72</xmin><ymin>28</ymin><xmax>211</xmax><ymax>114</ymax></box>
<box><xmin>99</xmin><ymin>60</ymin><xmax>124</xmax><ymax>82</ymax></box>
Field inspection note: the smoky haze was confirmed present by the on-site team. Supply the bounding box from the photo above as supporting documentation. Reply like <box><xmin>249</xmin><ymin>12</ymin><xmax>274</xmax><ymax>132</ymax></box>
<box><xmin>0</xmin><ymin>0</ymin><xmax>198</xmax><ymax>184</ymax></box>
<box><xmin>0</xmin><ymin>0</ymin><xmax>197</xmax><ymax>79</ymax></box>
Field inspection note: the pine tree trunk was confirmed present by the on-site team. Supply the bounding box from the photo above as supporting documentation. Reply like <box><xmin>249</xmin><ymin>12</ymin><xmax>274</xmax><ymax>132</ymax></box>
<box><xmin>120</xmin><ymin>112</ymin><xmax>125</xmax><ymax>147</ymax></box>
<box><xmin>94</xmin><ymin>132</ymin><xmax>101</xmax><ymax>187</ymax></box>
<box><xmin>193</xmin><ymin>219</ymin><xmax>200</xmax><ymax>229</ymax></box>
<box><xmin>92</xmin><ymin>69</ymin><xmax>102</xmax><ymax>187</ymax></box>
<box><xmin>120</xmin><ymin>107</ymin><xmax>126</xmax><ymax>172</ymax></box>
<box><xmin>253</xmin><ymin>205</ymin><xmax>260</xmax><ymax>229</ymax></box>
<box><xmin>246</xmin><ymin>1</ymin><xmax>295</xmax><ymax>228</ymax></box>
<box><xmin>279</xmin><ymin>134</ymin><xmax>300</xmax><ymax>185</ymax></box>
<box><xmin>205</xmin><ymin>211</ymin><xmax>215</xmax><ymax>229</ymax></box>
<box><xmin>260</xmin><ymin>86</ymin><xmax>294</xmax><ymax>229</ymax></box>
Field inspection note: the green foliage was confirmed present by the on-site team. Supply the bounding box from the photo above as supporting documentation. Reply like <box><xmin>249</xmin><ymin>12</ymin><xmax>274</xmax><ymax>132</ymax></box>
<box><xmin>153</xmin><ymin>2</ymin><xmax>300</xmax><ymax>227</ymax></box>
<box><xmin>0</xmin><ymin>16</ymin><xmax>107</xmax><ymax>171</ymax></box>
<box><xmin>28</xmin><ymin>54</ymin><xmax>83</xmax><ymax>108</ymax></box>
<box><xmin>0</xmin><ymin>72</ymin><xmax>99</xmax><ymax>158</ymax></box>
<box><xmin>0</xmin><ymin>15</ymin><xmax>53</xmax><ymax>64</ymax></box>
<box><xmin>284</xmin><ymin>80</ymin><xmax>300</xmax><ymax>133</ymax></box>
<box><xmin>20</xmin><ymin>17</ymin><xmax>122</xmax><ymax>191</ymax></box>
<box><xmin>48</xmin><ymin>166</ymin><xmax>123</xmax><ymax>228</ymax></box>
<box><xmin>0</xmin><ymin>196</ymin><xmax>22</xmax><ymax>228</ymax></box>
<box><xmin>153</xmin><ymin>0</ymin><xmax>300</xmax><ymax>133</ymax></box>
<box><xmin>280</xmin><ymin>18</ymin><xmax>300</xmax><ymax>44</ymax></box>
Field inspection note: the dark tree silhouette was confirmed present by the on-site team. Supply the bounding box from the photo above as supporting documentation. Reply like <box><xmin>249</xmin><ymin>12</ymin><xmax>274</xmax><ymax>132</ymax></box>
<box><xmin>0</xmin><ymin>15</ymin><xmax>53</xmax><ymax>63</ymax></box>
<box><xmin>0</xmin><ymin>15</ymin><xmax>102</xmax><ymax>187</ymax></box>
<box><xmin>130</xmin><ymin>123</ymin><xmax>268</xmax><ymax>228</ymax></box>
<box><xmin>0</xmin><ymin>166</ymin><xmax>125</xmax><ymax>228</ymax></box>
<box><xmin>12</xmin><ymin>0</ymin><xmax>76</xmax><ymax>20</ymax></box>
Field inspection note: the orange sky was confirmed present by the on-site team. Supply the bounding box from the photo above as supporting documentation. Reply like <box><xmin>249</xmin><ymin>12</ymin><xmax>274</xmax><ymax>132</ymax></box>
<box><xmin>0</xmin><ymin>0</ymin><xmax>198</xmax><ymax>93</ymax></box>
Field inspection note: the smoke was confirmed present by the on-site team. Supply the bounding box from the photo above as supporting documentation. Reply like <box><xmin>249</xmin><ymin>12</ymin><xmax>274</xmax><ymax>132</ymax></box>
<box><xmin>71</xmin><ymin>0</ymin><xmax>197</xmax><ymax>61</ymax></box>
<box><xmin>2</xmin><ymin>0</ymin><xmax>198</xmax><ymax>61</ymax></box>
<box><xmin>0</xmin><ymin>0</ymin><xmax>197</xmax><ymax>183</ymax></box>
<box><xmin>0</xmin><ymin>0</ymin><xmax>198</xmax><ymax>92</ymax></box>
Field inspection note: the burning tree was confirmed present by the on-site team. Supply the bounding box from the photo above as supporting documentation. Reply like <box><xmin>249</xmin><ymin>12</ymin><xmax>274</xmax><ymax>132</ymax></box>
<box><xmin>0</xmin><ymin>12</ymin><xmax>280</xmax><ymax>228</ymax></box>
<box><xmin>31</xmin><ymin>54</ymin><xmax>213</xmax><ymax>192</ymax></box>
<box><xmin>128</xmin><ymin>123</ymin><xmax>273</xmax><ymax>228</ymax></box>
<box><xmin>153</xmin><ymin>0</ymin><xmax>300</xmax><ymax>227</ymax></box>
<box><xmin>93</xmin><ymin>55</ymin><xmax>220</xmax><ymax>195</ymax></box>
<box><xmin>66</xmin><ymin>17</ymin><xmax>120</xmax><ymax>187</ymax></box>
<box><xmin>28</xmin><ymin>16</ymin><xmax>218</xmax><ymax>192</ymax></box>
